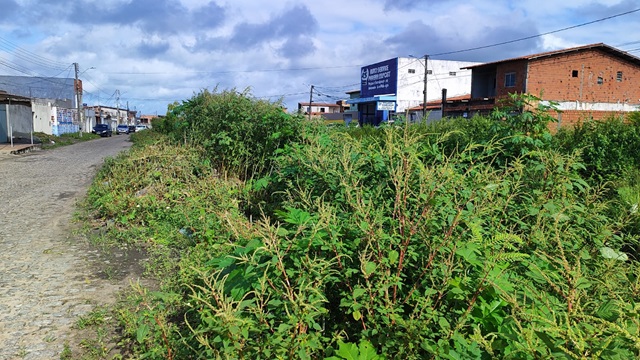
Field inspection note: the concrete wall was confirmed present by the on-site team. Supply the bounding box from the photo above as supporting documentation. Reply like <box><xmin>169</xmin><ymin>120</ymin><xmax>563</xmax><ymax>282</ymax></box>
<box><xmin>32</xmin><ymin>100</ymin><xmax>56</xmax><ymax>135</ymax></box>
<box><xmin>396</xmin><ymin>58</ymin><xmax>478</xmax><ymax>112</ymax></box>
<box><xmin>53</xmin><ymin>108</ymin><xmax>78</xmax><ymax>136</ymax></box>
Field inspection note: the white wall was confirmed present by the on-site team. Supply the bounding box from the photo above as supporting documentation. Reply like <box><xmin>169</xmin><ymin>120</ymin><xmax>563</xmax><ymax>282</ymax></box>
<box><xmin>396</xmin><ymin>58</ymin><xmax>479</xmax><ymax>112</ymax></box>
<box><xmin>32</xmin><ymin>100</ymin><xmax>56</xmax><ymax>134</ymax></box>
<box><xmin>548</xmin><ymin>100</ymin><xmax>640</xmax><ymax>112</ymax></box>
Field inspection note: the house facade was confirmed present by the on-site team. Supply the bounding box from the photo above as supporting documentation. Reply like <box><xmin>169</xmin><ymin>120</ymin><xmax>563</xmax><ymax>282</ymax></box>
<box><xmin>297</xmin><ymin>102</ymin><xmax>342</xmax><ymax>116</ymax></box>
<box><xmin>461</xmin><ymin>43</ymin><xmax>640</xmax><ymax>127</ymax></box>
<box><xmin>347</xmin><ymin>57</ymin><xmax>479</xmax><ymax>126</ymax></box>
<box><xmin>87</xmin><ymin>105</ymin><xmax>136</xmax><ymax>129</ymax></box>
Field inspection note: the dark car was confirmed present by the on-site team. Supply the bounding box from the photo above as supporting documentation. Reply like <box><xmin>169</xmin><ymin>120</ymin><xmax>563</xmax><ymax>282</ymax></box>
<box><xmin>128</xmin><ymin>125</ymin><xmax>136</xmax><ymax>133</ymax></box>
<box><xmin>93</xmin><ymin>124</ymin><xmax>113</xmax><ymax>137</ymax></box>
<box><xmin>116</xmin><ymin>124</ymin><xmax>130</xmax><ymax>135</ymax></box>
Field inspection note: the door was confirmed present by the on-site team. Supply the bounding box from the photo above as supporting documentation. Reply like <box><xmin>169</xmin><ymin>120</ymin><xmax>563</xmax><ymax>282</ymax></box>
<box><xmin>0</xmin><ymin>105</ymin><xmax>7</xmax><ymax>143</ymax></box>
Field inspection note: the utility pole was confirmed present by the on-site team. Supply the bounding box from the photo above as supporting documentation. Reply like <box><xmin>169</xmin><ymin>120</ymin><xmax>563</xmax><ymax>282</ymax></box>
<box><xmin>422</xmin><ymin>55</ymin><xmax>428</xmax><ymax>118</ymax></box>
<box><xmin>74</xmin><ymin>62</ymin><xmax>82</xmax><ymax>136</ymax></box>
<box><xmin>116</xmin><ymin>90</ymin><xmax>120</xmax><ymax>124</ymax></box>
<box><xmin>308</xmin><ymin>85</ymin><xmax>314</xmax><ymax>121</ymax></box>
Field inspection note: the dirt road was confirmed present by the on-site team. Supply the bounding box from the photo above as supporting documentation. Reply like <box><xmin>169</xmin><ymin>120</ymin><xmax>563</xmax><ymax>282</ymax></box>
<box><xmin>0</xmin><ymin>135</ymin><xmax>132</xmax><ymax>359</ymax></box>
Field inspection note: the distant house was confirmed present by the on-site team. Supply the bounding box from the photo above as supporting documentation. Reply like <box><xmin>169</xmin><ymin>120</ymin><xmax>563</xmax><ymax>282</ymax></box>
<box><xmin>461</xmin><ymin>43</ymin><xmax>640</xmax><ymax>127</ymax></box>
<box><xmin>139</xmin><ymin>114</ymin><xmax>160</xmax><ymax>125</ymax></box>
<box><xmin>87</xmin><ymin>105</ymin><xmax>133</xmax><ymax>128</ymax></box>
<box><xmin>297</xmin><ymin>102</ymin><xmax>342</xmax><ymax>116</ymax></box>
<box><xmin>342</xmin><ymin>90</ymin><xmax>360</xmax><ymax>125</ymax></box>
<box><xmin>407</xmin><ymin>94</ymin><xmax>472</xmax><ymax>123</ymax></box>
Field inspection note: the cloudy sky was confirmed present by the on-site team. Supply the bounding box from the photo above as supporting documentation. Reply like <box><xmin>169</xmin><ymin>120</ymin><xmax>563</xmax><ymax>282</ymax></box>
<box><xmin>1</xmin><ymin>0</ymin><xmax>639</xmax><ymax>115</ymax></box>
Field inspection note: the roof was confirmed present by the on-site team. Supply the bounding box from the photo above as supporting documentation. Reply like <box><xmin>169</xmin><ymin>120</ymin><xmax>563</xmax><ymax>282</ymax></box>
<box><xmin>0</xmin><ymin>90</ymin><xmax>32</xmax><ymax>104</ymax></box>
<box><xmin>463</xmin><ymin>43</ymin><xmax>640</xmax><ymax>69</ymax></box>
<box><xmin>407</xmin><ymin>94</ymin><xmax>471</xmax><ymax>111</ymax></box>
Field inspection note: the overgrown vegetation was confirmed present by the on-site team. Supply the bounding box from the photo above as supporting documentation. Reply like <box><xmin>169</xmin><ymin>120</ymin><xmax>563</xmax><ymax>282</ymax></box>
<box><xmin>76</xmin><ymin>89</ymin><xmax>640</xmax><ymax>359</ymax></box>
<box><xmin>35</xmin><ymin>131</ymin><xmax>100</xmax><ymax>149</ymax></box>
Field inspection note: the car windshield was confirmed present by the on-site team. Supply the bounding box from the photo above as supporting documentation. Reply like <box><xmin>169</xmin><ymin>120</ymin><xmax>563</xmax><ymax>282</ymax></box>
<box><xmin>95</xmin><ymin>124</ymin><xmax>108</xmax><ymax>128</ymax></box>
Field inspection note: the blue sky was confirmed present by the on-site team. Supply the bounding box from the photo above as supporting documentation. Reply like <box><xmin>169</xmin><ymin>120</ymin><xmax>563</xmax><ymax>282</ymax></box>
<box><xmin>0</xmin><ymin>0</ymin><xmax>639</xmax><ymax>115</ymax></box>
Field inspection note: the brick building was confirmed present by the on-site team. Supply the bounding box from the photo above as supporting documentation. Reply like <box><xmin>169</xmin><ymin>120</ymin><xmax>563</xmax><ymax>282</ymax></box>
<box><xmin>451</xmin><ymin>43</ymin><xmax>640</xmax><ymax>127</ymax></box>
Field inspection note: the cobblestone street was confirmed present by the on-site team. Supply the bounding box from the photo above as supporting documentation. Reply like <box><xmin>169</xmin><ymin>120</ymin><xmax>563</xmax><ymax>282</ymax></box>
<box><xmin>0</xmin><ymin>136</ymin><xmax>132</xmax><ymax>359</ymax></box>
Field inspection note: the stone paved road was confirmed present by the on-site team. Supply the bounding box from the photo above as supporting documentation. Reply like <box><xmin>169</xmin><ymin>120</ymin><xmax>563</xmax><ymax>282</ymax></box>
<box><xmin>0</xmin><ymin>135</ymin><xmax>132</xmax><ymax>359</ymax></box>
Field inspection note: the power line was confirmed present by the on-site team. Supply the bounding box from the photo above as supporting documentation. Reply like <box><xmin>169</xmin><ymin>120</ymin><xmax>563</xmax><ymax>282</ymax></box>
<box><xmin>0</xmin><ymin>37</ymin><xmax>69</xmax><ymax>70</ymax></box>
<box><xmin>431</xmin><ymin>8</ymin><xmax>640</xmax><ymax>57</ymax></box>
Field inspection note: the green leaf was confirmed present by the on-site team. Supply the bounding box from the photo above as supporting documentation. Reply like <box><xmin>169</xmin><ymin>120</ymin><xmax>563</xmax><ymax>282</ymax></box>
<box><xmin>388</xmin><ymin>250</ymin><xmax>399</xmax><ymax>265</ymax></box>
<box><xmin>438</xmin><ymin>317</ymin><xmax>450</xmax><ymax>332</ymax></box>
<box><xmin>456</xmin><ymin>243</ymin><xmax>481</xmax><ymax>266</ymax></box>
<box><xmin>336</xmin><ymin>341</ymin><xmax>359</xmax><ymax>360</ymax></box>
<box><xmin>575</xmin><ymin>278</ymin><xmax>592</xmax><ymax>290</ymax></box>
<box><xmin>358</xmin><ymin>340</ymin><xmax>380</xmax><ymax>360</ymax></box>
<box><xmin>600</xmin><ymin>247</ymin><xmax>628</xmax><ymax>261</ymax></box>
<box><xmin>364</xmin><ymin>262</ymin><xmax>376</xmax><ymax>275</ymax></box>
<box><xmin>353</xmin><ymin>287</ymin><xmax>366</xmax><ymax>299</ymax></box>
<box><xmin>136</xmin><ymin>323</ymin><xmax>149</xmax><ymax>344</ymax></box>
<box><xmin>596</xmin><ymin>300</ymin><xmax>619</xmax><ymax>321</ymax></box>
<box><xmin>276</xmin><ymin>227</ymin><xmax>289</xmax><ymax>237</ymax></box>
<box><xmin>353</xmin><ymin>310</ymin><xmax>362</xmax><ymax>321</ymax></box>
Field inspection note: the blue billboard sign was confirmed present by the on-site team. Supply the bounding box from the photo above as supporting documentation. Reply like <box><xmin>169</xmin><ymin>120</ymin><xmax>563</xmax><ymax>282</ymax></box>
<box><xmin>360</xmin><ymin>58</ymin><xmax>398</xmax><ymax>98</ymax></box>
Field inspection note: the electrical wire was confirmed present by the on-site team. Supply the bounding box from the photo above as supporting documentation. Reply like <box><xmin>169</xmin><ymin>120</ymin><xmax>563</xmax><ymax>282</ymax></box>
<box><xmin>430</xmin><ymin>8</ymin><xmax>640</xmax><ymax>57</ymax></box>
<box><xmin>0</xmin><ymin>36</ymin><xmax>69</xmax><ymax>70</ymax></box>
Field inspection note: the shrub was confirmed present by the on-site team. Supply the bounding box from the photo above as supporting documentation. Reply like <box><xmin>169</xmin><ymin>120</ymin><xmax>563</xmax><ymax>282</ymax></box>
<box><xmin>159</xmin><ymin>88</ymin><xmax>305</xmax><ymax>179</ymax></box>
<box><xmin>554</xmin><ymin>115</ymin><xmax>640</xmax><ymax>184</ymax></box>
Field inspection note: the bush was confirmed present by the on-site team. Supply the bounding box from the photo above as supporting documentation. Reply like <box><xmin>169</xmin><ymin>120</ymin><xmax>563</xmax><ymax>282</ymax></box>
<box><xmin>156</xmin><ymin>88</ymin><xmax>305</xmax><ymax>179</ymax></box>
<box><xmin>554</xmin><ymin>114</ymin><xmax>640</xmax><ymax>185</ymax></box>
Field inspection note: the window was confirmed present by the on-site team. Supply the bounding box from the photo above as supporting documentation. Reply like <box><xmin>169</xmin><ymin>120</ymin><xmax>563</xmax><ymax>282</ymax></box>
<box><xmin>408</xmin><ymin>69</ymin><xmax>415</xmax><ymax>74</ymax></box>
<box><xmin>572</xmin><ymin>70</ymin><xmax>579</xmax><ymax>77</ymax></box>
<box><xmin>449</xmin><ymin>71</ymin><xmax>457</xmax><ymax>76</ymax></box>
<box><xmin>597</xmin><ymin>77</ymin><xmax>603</xmax><ymax>85</ymax></box>
<box><xmin>320</xmin><ymin>107</ymin><xmax>326</xmax><ymax>113</ymax></box>
<box><xmin>617</xmin><ymin>71</ymin><xmax>623</xmax><ymax>82</ymax></box>
<box><xmin>426</xmin><ymin>69</ymin><xmax>433</xmax><ymax>75</ymax></box>
<box><xmin>505</xmin><ymin>72</ymin><xmax>516</xmax><ymax>87</ymax></box>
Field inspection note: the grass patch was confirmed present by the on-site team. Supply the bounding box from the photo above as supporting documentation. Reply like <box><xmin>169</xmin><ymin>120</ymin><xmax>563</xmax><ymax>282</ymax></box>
<box><xmin>35</xmin><ymin>131</ymin><xmax>100</xmax><ymax>149</ymax></box>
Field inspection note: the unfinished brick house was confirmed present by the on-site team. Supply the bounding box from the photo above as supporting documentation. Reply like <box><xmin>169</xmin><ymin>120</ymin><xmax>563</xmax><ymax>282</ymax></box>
<box><xmin>451</xmin><ymin>43</ymin><xmax>640</xmax><ymax>127</ymax></box>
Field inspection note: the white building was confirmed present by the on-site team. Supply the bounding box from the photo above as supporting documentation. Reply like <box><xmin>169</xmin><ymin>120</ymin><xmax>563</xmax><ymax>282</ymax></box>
<box><xmin>348</xmin><ymin>57</ymin><xmax>479</xmax><ymax>125</ymax></box>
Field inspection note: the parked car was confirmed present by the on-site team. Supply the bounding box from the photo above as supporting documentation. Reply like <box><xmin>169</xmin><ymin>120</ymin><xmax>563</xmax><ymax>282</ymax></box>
<box><xmin>136</xmin><ymin>125</ymin><xmax>148</xmax><ymax>131</ymax></box>
<box><xmin>92</xmin><ymin>124</ymin><xmax>112</xmax><ymax>137</ymax></box>
<box><xmin>128</xmin><ymin>125</ymin><xmax>136</xmax><ymax>133</ymax></box>
<box><xmin>116</xmin><ymin>124</ymin><xmax>130</xmax><ymax>135</ymax></box>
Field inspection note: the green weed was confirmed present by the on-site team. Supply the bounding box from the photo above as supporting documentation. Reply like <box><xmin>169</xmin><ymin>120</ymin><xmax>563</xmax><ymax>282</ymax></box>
<box><xmin>79</xmin><ymin>92</ymin><xmax>640</xmax><ymax>359</ymax></box>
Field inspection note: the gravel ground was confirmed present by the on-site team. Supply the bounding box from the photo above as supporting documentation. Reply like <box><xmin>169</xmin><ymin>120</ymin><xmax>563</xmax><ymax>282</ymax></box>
<box><xmin>0</xmin><ymin>135</ymin><xmax>135</xmax><ymax>359</ymax></box>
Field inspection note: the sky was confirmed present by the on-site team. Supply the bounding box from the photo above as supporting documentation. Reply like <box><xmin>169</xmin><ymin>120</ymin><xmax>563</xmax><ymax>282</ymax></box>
<box><xmin>0</xmin><ymin>0</ymin><xmax>639</xmax><ymax>116</ymax></box>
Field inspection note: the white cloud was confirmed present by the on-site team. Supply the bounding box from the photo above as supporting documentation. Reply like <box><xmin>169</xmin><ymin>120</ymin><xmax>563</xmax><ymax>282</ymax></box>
<box><xmin>0</xmin><ymin>0</ymin><xmax>638</xmax><ymax>115</ymax></box>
